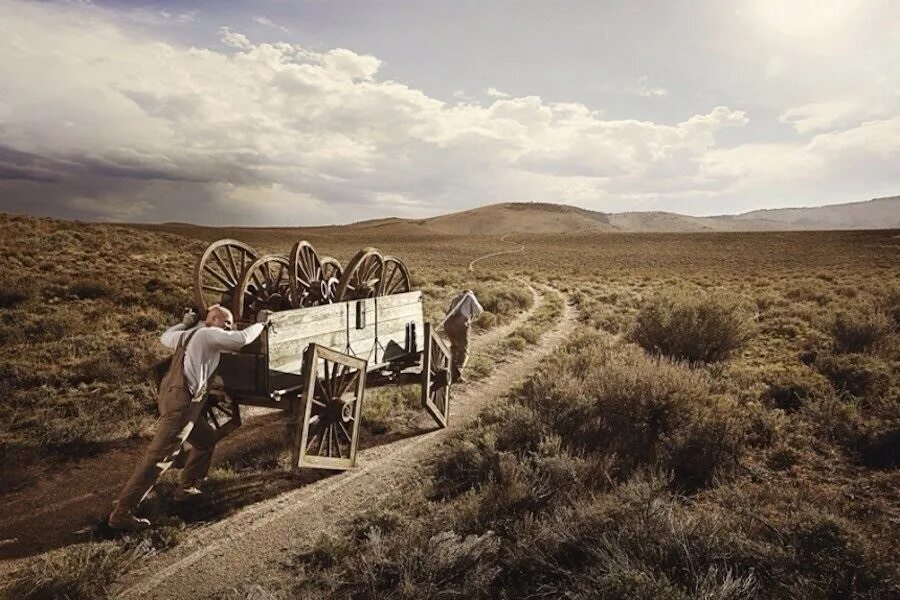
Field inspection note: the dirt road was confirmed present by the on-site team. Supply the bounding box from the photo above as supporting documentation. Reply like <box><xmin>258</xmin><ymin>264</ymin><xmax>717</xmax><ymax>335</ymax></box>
<box><xmin>467</xmin><ymin>234</ymin><xmax>525</xmax><ymax>271</ymax></box>
<box><xmin>116</xmin><ymin>286</ymin><xmax>574</xmax><ymax>599</ymax></box>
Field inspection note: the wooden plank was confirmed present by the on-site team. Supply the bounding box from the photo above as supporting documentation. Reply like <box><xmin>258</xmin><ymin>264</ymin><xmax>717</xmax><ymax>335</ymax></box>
<box><xmin>268</xmin><ymin>305</ymin><xmax>348</xmax><ymax>345</ymax></box>
<box><xmin>373</xmin><ymin>302</ymin><xmax>424</xmax><ymax>324</ymax></box>
<box><xmin>374</xmin><ymin>291</ymin><xmax>421</xmax><ymax>309</ymax></box>
<box><xmin>347</xmin><ymin>319</ymin><xmax>421</xmax><ymax>344</ymax></box>
<box><xmin>269</xmin><ymin>302</ymin><xmax>347</xmax><ymax>329</ymax></box>
<box><xmin>269</xmin><ymin>330</ymin><xmax>348</xmax><ymax>371</ymax></box>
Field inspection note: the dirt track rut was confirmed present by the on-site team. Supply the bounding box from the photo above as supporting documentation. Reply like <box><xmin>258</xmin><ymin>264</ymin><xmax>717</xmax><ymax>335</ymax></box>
<box><xmin>117</xmin><ymin>286</ymin><xmax>575</xmax><ymax>599</ymax></box>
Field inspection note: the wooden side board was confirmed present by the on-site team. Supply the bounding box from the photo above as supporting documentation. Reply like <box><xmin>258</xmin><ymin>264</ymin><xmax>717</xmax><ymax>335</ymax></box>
<box><xmin>217</xmin><ymin>291</ymin><xmax>425</xmax><ymax>397</ymax></box>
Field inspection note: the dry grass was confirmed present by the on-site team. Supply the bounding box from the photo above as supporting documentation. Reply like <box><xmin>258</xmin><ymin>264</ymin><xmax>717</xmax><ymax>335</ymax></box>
<box><xmin>278</xmin><ymin>228</ymin><xmax>899</xmax><ymax>599</ymax></box>
<box><xmin>0</xmin><ymin>213</ymin><xmax>531</xmax><ymax>484</ymax></box>
<box><xmin>2</xmin><ymin>213</ymin><xmax>898</xmax><ymax>598</ymax></box>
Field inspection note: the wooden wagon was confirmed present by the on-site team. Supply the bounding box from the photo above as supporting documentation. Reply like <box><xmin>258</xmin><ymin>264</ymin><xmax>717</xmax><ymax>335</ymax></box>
<box><xmin>191</xmin><ymin>239</ymin><xmax>453</xmax><ymax>471</ymax></box>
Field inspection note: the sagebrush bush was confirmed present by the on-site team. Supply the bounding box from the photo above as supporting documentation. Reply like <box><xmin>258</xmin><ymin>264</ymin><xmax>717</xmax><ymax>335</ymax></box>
<box><xmin>630</xmin><ymin>292</ymin><xmax>753</xmax><ymax>363</ymax></box>
<box><xmin>830</xmin><ymin>305</ymin><xmax>892</xmax><ymax>354</ymax></box>
<box><xmin>0</xmin><ymin>277</ymin><xmax>36</xmax><ymax>308</ymax></box>
<box><xmin>518</xmin><ymin>332</ymin><xmax>746</xmax><ymax>489</ymax></box>
<box><xmin>68</xmin><ymin>280</ymin><xmax>115</xmax><ymax>300</ymax></box>
<box><xmin>785</xmin><ymin>279</ymin><xmax>832</xmax><ymax>305</ymax></box>
<box><xmin>761</xmin><ymin>364</ymin><xmax>833</xmax><ymax>412</ymax></box>
<box><xmin>815</xmin><ymin>353</ymin><xmax>891</xmax><ymax>400</ymax></box>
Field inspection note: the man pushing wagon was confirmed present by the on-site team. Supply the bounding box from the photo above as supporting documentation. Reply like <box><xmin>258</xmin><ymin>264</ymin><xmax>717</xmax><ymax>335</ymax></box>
<box><xmin>108</xmin><ymin>304</ymin><xmax>268</xmax><ymax>530</ymax></box>
<box><xmin>442</xmin><ymin>289</ymin><xmax>483</xmax><ymax>383</ymax></box>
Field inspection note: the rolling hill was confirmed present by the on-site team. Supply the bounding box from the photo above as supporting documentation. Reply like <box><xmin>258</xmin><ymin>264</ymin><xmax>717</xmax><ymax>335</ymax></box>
<box><xmin>348</xmin><ymin>196</ymin><xmax>899</xmax><ymax>236</ymax></box>
<box><xmin>140</xmin><ymin>196</ymin><xmax>899</xmax><ymax>239</ymax></box>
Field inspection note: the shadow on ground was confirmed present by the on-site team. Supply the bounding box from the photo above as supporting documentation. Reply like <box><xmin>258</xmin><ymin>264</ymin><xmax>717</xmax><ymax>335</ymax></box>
<box><xmin>0</xmin><ymin>410</ymin><xmax>435</xmax><ymax>562</ymax></box>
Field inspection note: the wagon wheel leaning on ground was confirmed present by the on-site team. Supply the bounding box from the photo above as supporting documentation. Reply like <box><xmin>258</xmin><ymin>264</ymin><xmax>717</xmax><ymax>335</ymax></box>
<box><xmin>194</xmin><ymin>239</ymin><xmax>259</xmax><ymax>318</ymax></box>
<box><xmin>333</xmin><ymin>248</ymin><xmax>385</xmax><ymax>301</ymax></box>
<box><xmin>232</xmin><ymin>254</ymin><xmax>293</xmax><ymax>321</ymax></box>
<box><xmin>292</xmin><ymin>344</ymin><xmax>366</xmax><ymax>470</ymax></box>
<box><xmin>377</xmin><ymin>255</ymin><xmax>411</xmax><ymax>296</ymax></box>
<box><xmin>421</xmin><ymin>322</ymin><xmax>451</xmax><ymax>428</ymax></box>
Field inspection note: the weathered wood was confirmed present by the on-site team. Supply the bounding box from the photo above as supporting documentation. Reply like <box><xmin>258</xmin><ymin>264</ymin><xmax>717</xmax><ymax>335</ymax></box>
<box><xmin>371</xmin><ymin>302</ymin><xmax>424</xmax><ymax>324</ymax></box>
<box><xmin>293</xmin><ymin>344</ymin><xmax>366</xmax><ymax>471</ymax></box>
<box><xmin>373</xmin><ymin>290</ymin><xmax>421</xmax><ymax>309</ymax></box>
<box><xmin>267</xmin><ymin>303</ymin><xmax>348</xmax><ymax>343</ymax></box>
<box><xmin>421</xmin><ymin>322</ymin><xmax>451</xmax><ymax>428</ymax></box>
<box><xmin>269</xmin><ymin>330</ymin><xmax>348</xmax><ymax>370</ymax></box>
<box><xmin>217</xmin><ymin>353</ymin><xmax>263</xmax><ymax>393</ymax></box>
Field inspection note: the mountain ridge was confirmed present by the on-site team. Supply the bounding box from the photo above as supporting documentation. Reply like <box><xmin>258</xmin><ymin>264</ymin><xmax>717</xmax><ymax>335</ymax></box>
<box><xmin>357</xmin><ymin>196</ymin><xmax>899</xmax><ymax>235</ymax></box>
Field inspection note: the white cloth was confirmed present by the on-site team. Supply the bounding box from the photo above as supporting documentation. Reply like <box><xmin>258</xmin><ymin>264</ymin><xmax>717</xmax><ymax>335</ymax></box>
<box><xmin>160</xmin><ymin>322</ymin><xmax>265</xmax><ymax>395</ymax></box>
<box><xmin>442</xmin><ymin>291</ymin><xmax>484</xmax><ymax>326</ymax></box>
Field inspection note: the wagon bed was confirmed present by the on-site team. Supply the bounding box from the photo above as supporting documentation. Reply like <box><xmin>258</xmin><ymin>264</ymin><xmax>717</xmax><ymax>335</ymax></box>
<box><xmin>190</xmin><ymin>239</ymin><xmax>454</xmax><ymax>473</ymax></box>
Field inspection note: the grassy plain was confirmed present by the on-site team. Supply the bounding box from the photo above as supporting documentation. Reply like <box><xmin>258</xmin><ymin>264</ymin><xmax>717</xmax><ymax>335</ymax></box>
<box><xmin>1</xmin><ymin>213</ymin><xmax>898</xmax><ymax>598</ymax></box>
<box><xmin>285</xmin><ymin>229</ymin><xmax>900</xmax><ymax>598</ymax></box>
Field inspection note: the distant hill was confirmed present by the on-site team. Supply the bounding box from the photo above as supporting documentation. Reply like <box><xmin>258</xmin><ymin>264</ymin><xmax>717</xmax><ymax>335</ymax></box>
<box><xmin>139</xmin><ymin>196</ymin><xmax>899</xmax><ymax>238</ymax></box>
<box><xmin>350</xmin><ymin>196</ymin><xmax>899</xmax><ymax>235</ymax></box>
<box><xmin>721</xmin><ymin>196</ymin><xmax>900</xmax><ymax>230</ymax></box>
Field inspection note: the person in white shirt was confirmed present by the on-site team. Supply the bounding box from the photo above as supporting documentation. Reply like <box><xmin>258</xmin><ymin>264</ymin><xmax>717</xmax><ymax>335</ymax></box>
<box><xmin>108</xmin><ymin>304</ymin><xmax>266</xmax><ymax>530</ymax></box>
<box><xmin>441</xmin><ymin>290</ymin><xmax>484</xmax><ymax>383</ymax></box>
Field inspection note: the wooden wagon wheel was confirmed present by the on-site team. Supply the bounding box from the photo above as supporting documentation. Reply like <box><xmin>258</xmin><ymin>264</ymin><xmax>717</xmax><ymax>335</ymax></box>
<box><xmin>293</xmin><ymin>344</ymin><xmax>366</xmax><ymax>470</ymax></box>
<box><xmin>378</xmin><ymin>256</ymin><xmax>411</xmax><ymax>296</ymax></box>
<box><xmin>421</xmin><ymin>322</ymin><xmax>451</xmax><ymax>428</ymax></box>
<box><xmin>232</xmin><ymin>254</ymin><xmax>293</xmax><ymax>321</ymax></box>
<box><xmin>289</xmin><ymin>240</ymin><xmax>328</xmax><ymax>308</ymax></box>
<box><xmin>199</xmin><ymin>391</ymin><xmax>242</xmax><ymax>443</ymax></box>
<box><xmin>333</xmin><ymin>248</ymin><xmax>385</xmax><ymax>302</ymax></box>
<box><xmin>194</xmin><ymin>239</ymin><xmax>259</xmax><ymax>317</ymax></box>
<box><xmin>320</xmin><ymin>256</ymin><xmax>343</xmax><ymax>304</ymax></box>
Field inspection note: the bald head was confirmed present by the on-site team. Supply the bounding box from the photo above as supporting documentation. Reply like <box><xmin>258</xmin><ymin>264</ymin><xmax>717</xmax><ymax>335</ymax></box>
<box><xmin>205</xmin><ymin>304</ymin><xmax>234</xmax><ymax>330</ymax></box>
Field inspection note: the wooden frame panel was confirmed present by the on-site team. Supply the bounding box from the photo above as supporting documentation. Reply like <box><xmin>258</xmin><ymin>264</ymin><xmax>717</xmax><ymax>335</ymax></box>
<box><xmin>421</xmin><ymin>322</ymin><xmax>451</xmax><ymax>428</ymax></box>
<box><xmin>293</xmin><ymin>344</ymin><xmax>367</xmax><ymax>471</ymax></box>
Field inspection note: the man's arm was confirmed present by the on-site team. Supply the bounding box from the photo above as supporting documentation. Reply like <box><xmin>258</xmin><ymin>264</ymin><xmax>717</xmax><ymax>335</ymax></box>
<box><xmin>159</xmin><ymin>323</ymin><xmax>187</xmax><ymax>349</ymax></box>
<box><xmin>207</xmin><ymin>323</ymin><xmax>266</xmax><ymax>351</ymax></box>
<box><xmin>469</xmin><ymin>292</ymin><xmax>485</xmax><ymax>319</ymax></box>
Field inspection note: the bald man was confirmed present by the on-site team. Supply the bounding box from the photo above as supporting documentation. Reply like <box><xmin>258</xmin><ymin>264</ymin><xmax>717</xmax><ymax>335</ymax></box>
<box><xmin>108</xmin><ymin>305</ymin><xmax>267</xmax><ymax>530</ymax></box>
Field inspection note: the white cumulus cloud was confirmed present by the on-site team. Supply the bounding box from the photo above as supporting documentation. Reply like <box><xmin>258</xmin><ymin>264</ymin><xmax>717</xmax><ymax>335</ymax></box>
<box><xmin>0</xmin><ymin>0</ymin><xmax>895</xmax><ymax>224</ymax></box>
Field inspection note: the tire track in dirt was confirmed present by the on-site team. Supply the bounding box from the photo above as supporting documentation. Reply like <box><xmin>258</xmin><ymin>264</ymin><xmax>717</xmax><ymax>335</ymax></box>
<box><xmin>468</xmin><ymin>234</ymin><xmax>525</xmax><ymax>271</ymax></box>
<box><xmin>117</xmin><ymin>287</ymin><xmax>575</xmax><ymax>600</ymax></box>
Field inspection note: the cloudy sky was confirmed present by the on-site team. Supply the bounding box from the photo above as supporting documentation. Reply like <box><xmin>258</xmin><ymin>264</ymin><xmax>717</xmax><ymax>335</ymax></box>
<box><xmin>0</xmin><ymin>0</ymin><xmax>897</xmax><ymax>225</ymax></box>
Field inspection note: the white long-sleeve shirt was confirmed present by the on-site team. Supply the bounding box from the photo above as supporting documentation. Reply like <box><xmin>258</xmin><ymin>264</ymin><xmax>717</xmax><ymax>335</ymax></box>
<box><xmin>160</xmin><ymin>322</ymin><xmax>265</xmax><ymax>395</ymax></box>
<box><xmin>442</xmin><ymin>291</ymin><xmax>484</xmax><ymax>326</ymax></box>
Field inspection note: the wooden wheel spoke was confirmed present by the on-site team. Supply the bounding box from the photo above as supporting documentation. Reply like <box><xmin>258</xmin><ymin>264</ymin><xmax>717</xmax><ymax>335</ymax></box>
<box><xmin>316</xmin><ymin>379</ymin><xmax>330</xmax><ymax>403</ymax></box>
<box><xmin>331</xmin><ymin>426</ymin><xmax>342</xmax><ymax>457</ymax></box>
<box><xmin>202</xmin><ymin>283</ymin><xmax>230</xmax><ymax>294</ymax></box>
<box><xmin>326</xmin><ymin>425</ymin><xmax>334</xmax><ymax>457</ymax></box>
<box><xmin>338</xmin><ymin>420</ymin><xmax>352</xmax><ymax>443</ymax></box>
<box><xmin>211</xmin><ymin>252</ymin><xmax>234</xmax><ymax>281</ymax></box>
<box><xmin>337</xmin><ymin>370</ymin><xmax>357</xmax><ymax>398</ymax></box>
<box><xmin>224</xmin><ymin>245</ymin><xmax>239</xmax><ymax>279</ymax></box>
<box><xmin>204</xmin><ymin>264</ymin><xmax>235</xmax><ymax>288</ymax></box>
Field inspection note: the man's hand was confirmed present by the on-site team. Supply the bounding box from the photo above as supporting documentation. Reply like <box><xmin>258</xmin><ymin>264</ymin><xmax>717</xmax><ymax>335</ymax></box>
<box><xmin>256</xmin><ymin>309</ymin><xmax>274</xmax><ymax>324</ymax></box>
<box><xmin>182</xmin><ymin>309</ymin><xmax>199</xmax><ymax>328</ymax></box>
